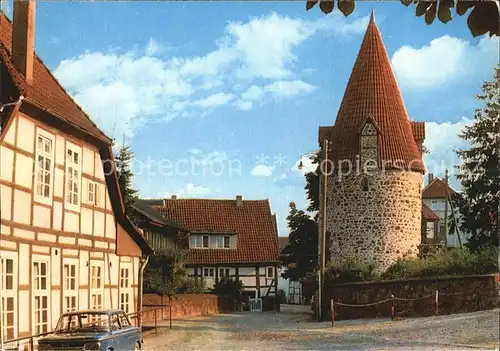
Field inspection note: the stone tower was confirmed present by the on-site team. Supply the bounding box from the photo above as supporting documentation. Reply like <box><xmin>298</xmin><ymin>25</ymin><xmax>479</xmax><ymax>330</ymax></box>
<box><xmin>319</xmin><ymin>12</ymin><xmax>425</xmax><ymax>272</ymax></box>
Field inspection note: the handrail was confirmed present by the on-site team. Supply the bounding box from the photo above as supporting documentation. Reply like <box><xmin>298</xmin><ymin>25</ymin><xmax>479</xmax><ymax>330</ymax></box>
<box><xmin>2</xmin><ymin>307</ymin><xmax>165</xmax><ymax>348</ymax></box>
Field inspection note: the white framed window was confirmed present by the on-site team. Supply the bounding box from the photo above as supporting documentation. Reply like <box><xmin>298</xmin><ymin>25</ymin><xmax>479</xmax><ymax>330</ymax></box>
<box><xmin>426</xmin><ymin>222</ymin><xmax>435</xmax><ymax>239</ymax></box>
<box><xmin>90</xmin><ymin>262</ymin><xmax>104</xmax><ymax>310</ymax></box>
<box><xmin>63</xmin><ymin>260</ymin><xmax>78</xmax><ymax>313</ymax></box>
<box><xmin>33</xmin><ymin>258</ymin><xmax>50</xmax><ymax>334</ymax></box>
<box><xmin>203</xmin><ymin>268</ymin><xmax>214</xmax><ymax>278</ymax></box>
<box><xmin>1</xmin><ymin>254</ymin><xmax>17</xmax><ymax>341</ymax></box>
<box><xmin>219</xmin><ymin>268</ymin><xmax>230</xmax><ymax>278</ymax></box>
<box><xmin>223</xmin><ymin>236</ymin><xmax>230</xmax><ymax>249</ymax></box>
<box><xmin>266</xmin><ymin>266</ymin><xmax>275</xmax><ymax>279</ymax></box>
<box><xmin>189</xmin><ymin>235</ymin><xmax>203</xmax><ymax>249</ymax></box>
<box><xmin>66</xmin><ymin>142</ymin><xmax>82</xmax><ymax>211</ymax></box>
<box><xmin>441</xmin><ymin>200</ymin><xmax>447</xmax><ymax>211</ymax></box>
<box><xmin>119</xmin><ymin>266</ymin><xmax>132</xmax><ymax>314</ymax></box>
<box><xmin>431</xmin><ymin>200</ymin><xmax>439</xmax><ymax>210</ymax></box>
<box><xmin>202</xmin><ymin>235</ymin><xmax>209</xmax><ymax>248</ymax></box>
<box><xmin>215</xmin><ymin>236</ymin><xmax>224</xmax><ymax>248</ymax></box>
<box><xmin>87</xmin><ymin>181</ymin><xmax>102</xmax><ymax>207</ymax></box>
<box><xmin>34</xmin><ymin>130</ymin><xmax>55</xmax><ymax>204</ymax></box>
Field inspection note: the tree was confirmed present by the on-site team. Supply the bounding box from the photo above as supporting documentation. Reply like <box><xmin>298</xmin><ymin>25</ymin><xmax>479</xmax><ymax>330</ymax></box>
<box><xmin>306</xmin><ymin>0</ymin><xmax>499</xmax><ymax>38</ymax></box>
<box><xmin>115</xmin><ymin>143</ymin><xmax>138</xmax><ymax>214</ymax></box>
<box><xmin>281</xmin><ymin>202</ymin><xmax>319</xmax><ymax>281</ymax></box>
<box><xmin>304</xmin><ymin>151</ymin><xmax>321</xmax><ymax>214</ymax></box>
<box><xmin>452</xmin><ymin>65</ymin><xmax>499</xmax><ymax>250</ymax></box>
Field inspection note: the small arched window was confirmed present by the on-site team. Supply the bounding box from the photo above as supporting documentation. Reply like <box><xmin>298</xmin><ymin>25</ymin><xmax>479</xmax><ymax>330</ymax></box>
<box><xmin>361</xmin><ymin>177</ymin><xmax>369</xmax><ymax>191</ymax></box>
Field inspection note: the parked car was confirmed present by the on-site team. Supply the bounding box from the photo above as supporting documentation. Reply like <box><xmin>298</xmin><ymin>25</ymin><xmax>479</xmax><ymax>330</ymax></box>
<box><xmin>38</xmin><ymin>310</ymin><xmax>142</xmax><ymax>351</ymax></box>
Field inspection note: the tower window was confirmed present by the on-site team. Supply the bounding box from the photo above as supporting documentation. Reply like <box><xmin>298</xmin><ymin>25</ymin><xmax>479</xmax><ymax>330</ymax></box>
<box><xmin>361</xmin><ymin>177</ymin><xmax>369</xmax><ymax>191</ymax></box>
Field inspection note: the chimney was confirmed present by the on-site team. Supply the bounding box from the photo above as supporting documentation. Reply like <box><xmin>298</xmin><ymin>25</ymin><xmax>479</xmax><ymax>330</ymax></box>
<box><xmin>428</xmin><ymin>173</ymin><xmax>434</xmax><ymax>184</ymax></box>
<box><xmin>171</xmin><ymin>195</ymin><xmax>177</xmax><ymax>200</ymax></box>
<box><xmin>12</xmin><ymin>0</ymin><xmax>36</xmax><ymax>84</ymax></box>
<box><xmin>236</xmin><ymin>195</ymin><xmax>243</xmax><ymax>207</ymax></box>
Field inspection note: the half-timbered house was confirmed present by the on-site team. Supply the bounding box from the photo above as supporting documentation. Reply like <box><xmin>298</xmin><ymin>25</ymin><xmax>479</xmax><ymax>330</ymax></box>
<box><xmin>0</xmin><ymin>2</ymin><xmax>151</xmax><ymax>342</ymax></box>
<box><xmin>140</xmin><ymin>196</ymin><xmax>280</xmax><ymax>300</ymax></box>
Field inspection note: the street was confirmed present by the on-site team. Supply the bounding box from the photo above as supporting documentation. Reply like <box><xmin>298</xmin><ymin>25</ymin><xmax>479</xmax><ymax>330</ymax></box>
<box><xmin>143</xmin><ymin>305</ymin><xmax>500</xmax><ymax>350</ymax></box>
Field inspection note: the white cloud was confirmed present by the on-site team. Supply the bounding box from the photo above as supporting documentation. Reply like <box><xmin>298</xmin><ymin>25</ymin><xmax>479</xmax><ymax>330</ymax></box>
<box><xmin>165</xmin><ymin>183</ymin><xmax>211</xmax><ymax>198</ymax></box>
<box><xmin>423</xmin><ymin>117</ymin><xmax>472</xmax><ymax>182</ymax></box>
<box><xmin>392</xmin><ymin>36</ymin><xmax>499</xmax><ymax>89</ymax></box>
<box><xmin>194</xmin><ymin>93</ymin><xmax>234</xmax><ymax>109</ymax></box>
<box><xmin>54</xmin><ymin>12</ymin><xmax>367</xmax><ymax>139</ymax></box>
<box><xmin>145</xmin><ymin>38</ymin><xmax>163</xmax><ymax>56</ymax></box>
<box><xmin>265</xmin><ymin>80</ymin><xmax>315</xmax><ymax>98</ymax></box>
<box><xmin>251</xmin><ymin>165</ymin><xmax>274</xmax><ymax>177</ymax></box>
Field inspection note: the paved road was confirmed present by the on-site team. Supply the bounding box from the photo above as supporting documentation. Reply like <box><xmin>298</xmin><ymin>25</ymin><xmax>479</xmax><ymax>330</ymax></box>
<box><xmin>143</xmin><ymin>305</ymin><xmax>499</xmax><ymax>350</ymax></box>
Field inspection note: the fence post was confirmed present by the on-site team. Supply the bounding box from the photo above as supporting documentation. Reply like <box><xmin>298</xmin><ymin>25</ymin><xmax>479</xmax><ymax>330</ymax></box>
<box><xmin>435</xmin><ymin>290</ymin><xmax>439</xmax><ymax>315</ymax></box>
<box><xmin>29</xmin><ymin>336</ymin><xmax>34</xmax><ymax>351</ymax></box>
<box><xmin>390</xmin><ymin>294</ymin><xmax>395</xmax><ymax>321</ymax></box>
<box><xmin>330</xmin><ymin>298</ymin><xmax>335</xmax><ymax>327</ymax></box>
<box><xmin>154</xmin><ymin>309</ymin><xmax>158</xmax><ymax>334</ymax></box>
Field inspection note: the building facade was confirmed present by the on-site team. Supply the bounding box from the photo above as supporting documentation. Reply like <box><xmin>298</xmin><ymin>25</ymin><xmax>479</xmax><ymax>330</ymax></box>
<box><xmin>319</xmin><ymin>13</ymin><xmax>426</xmax><ymax>272</ymax></box>
<box><xmin>422</xmin><ymin>174</ymin><xmax>467</xmax><ymax>247</ymax></box>
<box><xmin>0</xmin><ymin>3</ymin><xmax>150</xmax><ymax>343</ymax></box>
<box><xmin>141</xmin><ymin>196</ymin><xmax>280</xmax><ymax>300</ymax></box>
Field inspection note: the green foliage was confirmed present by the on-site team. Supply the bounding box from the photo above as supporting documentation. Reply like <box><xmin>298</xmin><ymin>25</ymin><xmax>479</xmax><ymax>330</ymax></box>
<box><xmin>304</xmin><ymin>151</ymin><xmax>321</xmax><ymax>213</ymax></box>
<box><xmin>325</xmin><ymin>257</ymin><xmax>379</xmax><ymax>284</ymax></box>
<box><xmin>280</xmin><ymin>202</ymin><xmax>319</xmax><ymax>281</ymax></box>
<box><xmin>177</xmin><ymin>278</ymin><xmax>206</xmax><ymax>294</ymax></box>
<box><xmin>115</xmin><ymin>143</ymin><xmax>138</xmax><ymax>214</ymax></box>
<box><xmin>382</xmin><ymin>246</ymin><xmax>499</xmax><ymax>280</ymax></box>
<box><xmin>212</xmin><ymin>277</ymin><xmax>245</xmax><ymax>302</ymax></box>
<box><xmin>306</xmin><ymin>0</ymin><xmax>499</xmax><ymax>38</ymax></box>
<box><xmin>144</xmin><ymin>246</ymin><xmax>192</xmax><ymax>296</ymax></box>
<box><xmin>453</xmin><ymin>65</ymin><xmax>500</xmax><ymax>250</ymax></box>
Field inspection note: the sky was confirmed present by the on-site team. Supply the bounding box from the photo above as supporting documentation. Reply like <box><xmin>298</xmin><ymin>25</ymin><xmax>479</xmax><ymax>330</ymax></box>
<box><xmin>2</xmin><ymin>1</ymin><xmax>498</xmax><ymax>236</ymax></box>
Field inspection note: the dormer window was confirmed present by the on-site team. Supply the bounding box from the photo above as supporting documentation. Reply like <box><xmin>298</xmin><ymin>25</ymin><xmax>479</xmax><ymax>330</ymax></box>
<box><xmin>189</xmin><ymin>234</ymin><xmax>234</xmax><ymax>249</ymax></box>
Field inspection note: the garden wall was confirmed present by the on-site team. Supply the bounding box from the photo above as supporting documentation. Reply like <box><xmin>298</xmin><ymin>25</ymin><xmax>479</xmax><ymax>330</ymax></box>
<box><xmin>321</xmin><ymin>274</ymin><xmax>499</xmax><ymax>320</ymax></box>
<box><xmin>141</xmin><ymin>294</ymin><xmax>232</xmax><ymax>323</ymax></box>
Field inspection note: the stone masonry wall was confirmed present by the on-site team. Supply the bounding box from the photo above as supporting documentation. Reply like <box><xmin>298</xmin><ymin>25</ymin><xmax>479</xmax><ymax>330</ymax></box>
<box><xmin>326</xmin><ymin>169</ymin><xmax>422</xmax><ymax>272</ymax></box>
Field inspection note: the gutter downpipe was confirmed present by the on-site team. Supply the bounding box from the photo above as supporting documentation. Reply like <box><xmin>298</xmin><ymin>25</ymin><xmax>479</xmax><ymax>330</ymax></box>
<box><xmin>138</xmin><ymin>255</ymin><xmax>150</xmax><ymax>328</ymax></box>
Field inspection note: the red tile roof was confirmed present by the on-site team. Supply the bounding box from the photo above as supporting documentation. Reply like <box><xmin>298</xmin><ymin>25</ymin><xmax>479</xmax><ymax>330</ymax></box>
<box><xmin>148</xmin><ymin>199</ymin><xmax>280</xmax><ymax>265</ymax></box>
<box><xmin>411</xmin><ymin>121</ymin><xmax>425</xmax><ymax>141</ymax></box>
<box><xmin>422</xmin><ymin>177</ymin><xmax>457</xmax><ymax>199</ymax></box>
<box><xmin>0</xmin><ymin>12</ymin><xmax>110</xmax><ymax>143</ymax></box>
<box><xmin>324</xmin><ymin>14</ymin><xmax>424</xmax><ymax>173</ymax></box>
<box><xmin>422</xmin><ymin>203</ymin><xmax>439</xmax><ymax>221</ymax></box>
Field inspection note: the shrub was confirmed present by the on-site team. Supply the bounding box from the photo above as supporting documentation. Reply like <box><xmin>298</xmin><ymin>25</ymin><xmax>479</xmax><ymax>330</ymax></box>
<box><xmin>177</xmin><ymin>278</ymin><xmax>206</xmax><ymax>294</ymax></box>
<box><xmin>382</xmin><ymin>246</ymin><xmax>499</xmax><ymax>280</ymax></box>
<box><xmin>325</xmin><ymin>256</ymin><xmax>379</xmax><ymax>284</ymax></box>
<box><xmin>211</xmin><ymin>277</ymin><xmax>245</xmax><ymax>303</ymax></box>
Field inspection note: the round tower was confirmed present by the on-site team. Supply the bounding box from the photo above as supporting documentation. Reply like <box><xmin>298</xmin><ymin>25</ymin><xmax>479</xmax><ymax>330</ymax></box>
<box><xmin>319</xmin><ymin>12</ymin><xmax>425</xmax><ymax>272</ymax></box>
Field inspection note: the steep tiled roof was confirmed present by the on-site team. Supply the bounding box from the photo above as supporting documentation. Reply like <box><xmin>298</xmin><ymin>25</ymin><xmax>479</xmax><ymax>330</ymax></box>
<box><xmin>422</xmin><ymin>203</ymin><xmax>439</xmax><ymax>221</ymax></box>
<box><xmin>411</xmin><ymin>121</ymin><xmax>425</xmax><ymax>141</ymax></box>
<box><xmin>325</xmin><ymin>13</ymin><xmax>424</xmax><ymax>173</ymax></box>
<box><xmin>422</xmin><ymin>177</ymin><xmax>457</xmax><ymax>199</ymax></box>
<box><xmin>147</xmin><ymin>199</ymin><xmax>280</xmax><ymax>265</ymax></box>
<box><xmin>278</xmin><ymin>237</ymin><xmax>288</xmax><ymax>252</ymax></box>
<box><xmin>0</xmin><ymin>12</ymin><xmax>110</xmax><ymax>143</ymax></box>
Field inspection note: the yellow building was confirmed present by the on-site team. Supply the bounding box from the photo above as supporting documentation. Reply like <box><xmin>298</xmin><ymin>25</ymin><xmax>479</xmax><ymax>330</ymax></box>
<box><xmin>0</xmin><ymin>1</ymin><xmax>151</xmax><ymax>343</ymax></box>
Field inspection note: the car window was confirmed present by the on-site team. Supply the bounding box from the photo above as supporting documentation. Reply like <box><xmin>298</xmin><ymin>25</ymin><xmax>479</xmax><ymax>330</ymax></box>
<box><xmin>119</xmin><ymin>312</ymin><xmax>131</xmax><ymax>328</ymax></box>
<box><xmin>110</xmin><ymin>314</ymin><xmax>121</xmax><ymax>331</ymax></box>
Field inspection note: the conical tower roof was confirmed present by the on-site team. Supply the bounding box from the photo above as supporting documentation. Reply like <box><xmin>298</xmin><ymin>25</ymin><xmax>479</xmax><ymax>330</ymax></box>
<box><xmin>328</xmin><ymin>11</ymin><xmax>425</xmax><ymax>173</ymax></box>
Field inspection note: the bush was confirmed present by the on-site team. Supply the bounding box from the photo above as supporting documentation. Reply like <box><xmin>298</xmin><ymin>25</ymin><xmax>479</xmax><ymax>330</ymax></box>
<box><xmin>382</xmin><ymin>246</ymin><xmax>499</xmax><ymax>280</ymax></box>
<box><xmin>177</xmin><ymin>278</ymin><xmax>206</xmax><ymax>294</ymax></box>
<box><xmin>325</xmin><ymin>256</ymin><xmax>379</xmax><ymax>284</ymax></box>
<box><xmin>211</xmin><ymin>277</ymin><xmax>245</xmax><ymax>303</ymax></box>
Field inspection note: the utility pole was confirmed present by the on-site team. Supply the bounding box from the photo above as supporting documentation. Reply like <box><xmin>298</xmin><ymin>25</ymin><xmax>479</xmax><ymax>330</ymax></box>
<box><xmin>444</xmin><ymin>169</ymin><xmax>449</xmax><ymax>246</ymax></box>
<box><xmin>318</xmin><ymin>138</ymin><xmax>329</xmax><ymax>321</ymax></box>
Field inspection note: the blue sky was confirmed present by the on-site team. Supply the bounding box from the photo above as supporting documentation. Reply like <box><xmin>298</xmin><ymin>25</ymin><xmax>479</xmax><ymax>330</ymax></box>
<box><xmin>3</xmin><ymin>2</ymin><xmax>498</xmax><ymax>235</ymax></box>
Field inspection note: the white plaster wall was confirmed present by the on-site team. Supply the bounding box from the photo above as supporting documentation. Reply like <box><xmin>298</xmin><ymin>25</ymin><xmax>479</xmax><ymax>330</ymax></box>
<box><xmin>33</xmin><ymin>205</ymin><xmax>51</xmax><ymax>228</ymax></box>
<box><xmin>13</xmin><ymin>190</ymin><xmax>31</xmax><ymax>224</ymax></box>
<box><xmin>16</xmin><ymin>115</ymin><xmax>35</xmax><ymax>153</ymax></box>
<box><xmin>239</xmin><ymin>267</ymin><xmax>255</xmax><ymax>275</ymax></box>
<box><xmin>0</xmin><ymin>146</ymin><xmax>14</xmax><ymax>182</ymax></box>
<box><xmin>64</xmin><ymin>211</ymin><xmax>79</xmax><ymax>233</ymax></box>
<box><xmin>3</xmin><ymin>118</ymin><xmax>16</xmax><ymax>144</ymax></box>
<box><xmin>83</xmin><ymin>147</ymin><xmax>95</xmax><ymax>175</ymax></box>
<box><xmin>105</xmin><ymin>214</ymin><xmax>116</xmax><ymax>239</ymax></box>
<box><xmin>80</xmin><ymin>207</ymin><xmax>93</xmax><ymax>235</ymax></box>
<box><xmin>53</xmin><ymin>167</ymin><xmax>64</xmax><ymax>198</ymax></box>
<box><xmin>55</xmin><ymin>135</ymin><xmax>65</xmax><ymax>166</ymax></box>
<box><xmin>52</xmin><ymin>201</ymin><xmax>63</xmax><ymax>231</ymax></box>
<box><xmin>95</xmin><ymin>154</ymin><xmax>104</xmax><ymax>181</ymax></box>
<box><xmin>14</xmin><ymin>153</ymin><xmax>33</xmax><ymax>189</ymax></box>
<box><xmin>0</xmin><ymin>184</ymin><xmax>12</xmax><ymax>221</ymax></box>
<box><xmin>94</xmin><ymin>211</ymin><xmax>105</xmax><ymax>236</ymax></box>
